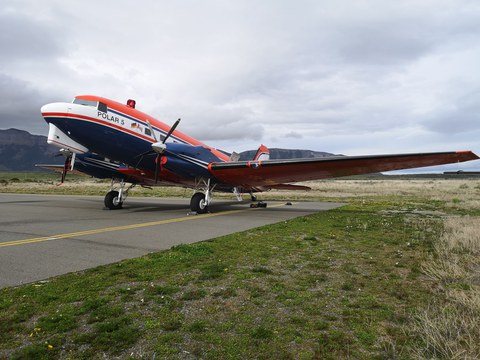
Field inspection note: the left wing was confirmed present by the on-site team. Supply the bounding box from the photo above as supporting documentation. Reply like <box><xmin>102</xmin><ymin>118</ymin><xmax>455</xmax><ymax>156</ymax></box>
<box><xmin>35</xmin><ymin>164</ymin><xmax>86</xmax><ymax>176</ymax></box>
<box><xmin>209</xmin><ymin>151</ymin><xmax>479</xmax><ymax>188</ymax></box>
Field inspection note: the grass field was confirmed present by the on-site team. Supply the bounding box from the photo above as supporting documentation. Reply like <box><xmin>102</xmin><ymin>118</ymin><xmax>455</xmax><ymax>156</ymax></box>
<box><xmin>1</xmin><ymin>176</ymin><xmax>479</xmax><ymax>359</ymax></box>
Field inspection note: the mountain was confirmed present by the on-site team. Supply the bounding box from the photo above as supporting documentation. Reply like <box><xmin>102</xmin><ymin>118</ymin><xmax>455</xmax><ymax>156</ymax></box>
<box><xmin>0</xmin><ymin>128</ymin><xmax>339</xmax><ymax>171</ymax></box>
<box><xmin>239</xmin><ymin>148</ymin><xmax>338</xmax><ymax>160</ymax></box>
<box><xmin>0</xmin><ymin>128</ymin><xmax>61</xmax><ymax>171</ymax></box>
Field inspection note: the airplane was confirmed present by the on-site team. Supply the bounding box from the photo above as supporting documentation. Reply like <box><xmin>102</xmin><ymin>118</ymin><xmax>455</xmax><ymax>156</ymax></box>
<box><xmin>40</xmin><ymin>95</ymin><xmax>479</xmax><ymax>213</ymax></box>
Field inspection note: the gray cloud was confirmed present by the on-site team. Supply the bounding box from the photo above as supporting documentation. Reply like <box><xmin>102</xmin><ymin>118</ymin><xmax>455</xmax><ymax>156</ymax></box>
<box><xmin>0</xmin><ymin>5</ymin><xmax>72</xmax><ymax>134</ymax></box>
<box><xmin>425</xmin><ymin>91</ymin><xmax>480</xmax><ymax>135</ymax></box>
<box><xmin>0</xmin><ymin>10</ymin><xmax>65</xmax><ymax>65</ymax></box>
<box><xmin>284</xmin><ymin>131</ymin><xmax>303</xmax><ymax>139</ymax></box>
<box><xmin>0</xmin><ymin>74</ymin><xmax>58</xmax><ymax>134</ymax></box>
<box><xmin>0</xmin><ymin>0</ymin><xmax>479</xmax><ymax>161</ymax></box>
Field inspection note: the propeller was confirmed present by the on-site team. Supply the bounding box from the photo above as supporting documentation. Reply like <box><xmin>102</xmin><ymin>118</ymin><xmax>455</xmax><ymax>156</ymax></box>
<box><xmin>56</xmin><ymin>149</ymin><xmax>75</xmax><ymax>184</ymax></box>
<box><xmin>142</xmin><ymin>119</ymin><xmax>181</xmax><ymax>183</ymax></box>
<box><xmin>60</xmin><ymin>155</ymin><xmax>71</xmax><ymax>183</ymax></box>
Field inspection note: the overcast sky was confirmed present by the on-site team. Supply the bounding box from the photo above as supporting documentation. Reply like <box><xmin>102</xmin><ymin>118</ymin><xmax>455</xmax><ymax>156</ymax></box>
<box><xmin>1</xmin><ymin>0</ymin><xmax>480</xmax><ymax>170</ymax></box>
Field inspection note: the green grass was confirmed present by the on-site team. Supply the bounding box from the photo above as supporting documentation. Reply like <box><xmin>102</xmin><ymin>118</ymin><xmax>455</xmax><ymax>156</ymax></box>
<box><xmin>0</xmin><ymin>191</ymin><xmax>459</xmax><ymax>359</ymax></box>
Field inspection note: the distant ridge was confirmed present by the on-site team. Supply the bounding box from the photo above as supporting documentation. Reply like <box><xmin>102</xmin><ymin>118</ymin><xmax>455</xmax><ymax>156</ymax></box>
<box><xmin>239</xmin><ymin>148</ymin><xmax>339</xmax><ymax>160</ymax></box>
<box><xmin>0</xmin><ymin>128</ymin><xmax>339</xmax><ymax>171</ymax></box>
<box><xmin>0</xmin><ymin>128</ymin><xmax>61</xmax><ymax>171</ymax></box>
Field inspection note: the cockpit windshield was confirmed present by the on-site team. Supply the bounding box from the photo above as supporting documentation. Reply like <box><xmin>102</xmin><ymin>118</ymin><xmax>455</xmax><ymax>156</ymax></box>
<box><xmin>72</xmin><ymin>98</ymin><xmax>97</xmax><ymax>107</ymax></box>
<box><xmin>73</xmin><ymin>98</ymin><xmax>108</xmax><ymax>112</ymax></box>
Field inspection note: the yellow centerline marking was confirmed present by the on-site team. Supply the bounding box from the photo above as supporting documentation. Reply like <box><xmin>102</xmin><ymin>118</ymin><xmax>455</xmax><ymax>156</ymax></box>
<box><xmin>0</xmin><ymin>203</ymin><xmax>288</xmax><ymax>248</ymax></box>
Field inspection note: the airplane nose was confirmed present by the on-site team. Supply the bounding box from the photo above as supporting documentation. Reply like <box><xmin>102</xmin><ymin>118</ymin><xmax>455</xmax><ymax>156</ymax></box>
<box><xmin>40</xmin><ymin>102</ymin><xmax>71</xmax><ymax>124</ymax></box>
<box><xmin>41</xmin><ymin>103</ymin><xmax>53</xmax><ymax>115</ymax></box>
<box><xmin>41</xmin><ymin>102</ymin><xmax>69</xmax><ymax>114</ymax></box>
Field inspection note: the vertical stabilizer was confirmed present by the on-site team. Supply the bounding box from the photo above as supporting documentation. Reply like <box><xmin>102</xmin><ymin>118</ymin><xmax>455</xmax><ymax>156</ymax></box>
<box><xmin>254</xmin><ymin>144</ymin><xmax>270</xmax><ymax>161</ymax></box>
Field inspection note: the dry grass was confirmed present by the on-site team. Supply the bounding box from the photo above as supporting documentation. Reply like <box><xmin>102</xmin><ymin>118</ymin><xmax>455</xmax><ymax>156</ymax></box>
<box><xmin>2</xmin><ymin>176</ymin><xmax>480</xmax><ymax>205</ymax></box>
<box><xmin>261</xmin><ymin>178</ymin><xmax>480</xmax><ymax>203</ymax></box>
<box><xmin>413</xmin><ymin>216</ymin><xmax>480</xmax><ymax>359</ymax></box>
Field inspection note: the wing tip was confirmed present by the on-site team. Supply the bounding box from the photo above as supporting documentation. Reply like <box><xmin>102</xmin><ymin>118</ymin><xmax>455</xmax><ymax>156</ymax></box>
<box><xmin>456</xmin><ymin>150</ymin><xmax>480</xmax><ymax>160</ymax></box>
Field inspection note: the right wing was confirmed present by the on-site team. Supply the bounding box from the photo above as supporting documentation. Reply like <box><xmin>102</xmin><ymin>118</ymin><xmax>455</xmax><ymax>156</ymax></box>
<box><xmin>209</xmin><ymin>151</ymin><xmax>479</xmax><ymax>188</ymax></box>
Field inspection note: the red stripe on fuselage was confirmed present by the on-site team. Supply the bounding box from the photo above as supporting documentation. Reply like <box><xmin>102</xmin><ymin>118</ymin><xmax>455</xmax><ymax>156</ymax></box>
<box><xmin>48</xmin><ymin>138</ymin><xmax>87</xmax><ymax>153</ymax></box>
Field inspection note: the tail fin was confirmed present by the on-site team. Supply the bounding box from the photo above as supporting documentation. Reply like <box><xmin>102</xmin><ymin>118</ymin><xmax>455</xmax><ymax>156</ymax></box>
<box><xmin>253</xmin><ymin>144</ymin><xmax>270</xmax><ymax>161</ymax></box>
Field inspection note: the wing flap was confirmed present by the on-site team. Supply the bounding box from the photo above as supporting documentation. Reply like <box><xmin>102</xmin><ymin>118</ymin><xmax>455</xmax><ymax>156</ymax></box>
<box><xmin>209</xmin><ymin>151</ymin><xmax>479</xmax><ymax>187</ymax></box>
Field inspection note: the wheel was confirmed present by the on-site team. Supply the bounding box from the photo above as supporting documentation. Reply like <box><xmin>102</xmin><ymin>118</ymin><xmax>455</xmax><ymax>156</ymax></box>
<box><xmin>250</xmin><ymin>202</ymin><xmax>267</xmax><ymax>209</ymax></box>
<box><xmin>190</xmin><ymin>192</ymin><xmax>208</xmax><ymax>214</ymax></box>
<box><xmin>104</xmin><ymin>190</ymin><xmax>123</xmax><ymax>210</ymax></box>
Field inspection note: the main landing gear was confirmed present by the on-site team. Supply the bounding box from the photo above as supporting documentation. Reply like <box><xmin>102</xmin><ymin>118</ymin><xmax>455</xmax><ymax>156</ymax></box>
<box><xmin>104</xmin><ymin>179</ymin><xmax>135</xmax><ymax>210</ymax></box>
<box><xmin>190</xmin><ymin>178</ymin><xmax>215</xmax><ymax>214</ymax></box>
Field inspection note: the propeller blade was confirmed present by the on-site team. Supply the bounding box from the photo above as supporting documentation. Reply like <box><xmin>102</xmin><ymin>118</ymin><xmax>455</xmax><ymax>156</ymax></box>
<box><xmin>139</xmin><ymin>118</ymin><xmax>180</xmax><ymax>184</ymax></box>
<box><xmin>135</xmin><ymin>149</ymin><xmax>156</xmax><ymax>159</ymax></box>
<box><xmin>155</xmin><ymin>154</ymin><xmax>160</xmax><ymax>184</ymax></box>
<box><xmin>154</xmin><ymin>118</ymin><xmax>179</xmax><ymax>183</ymax></box>
<box><xmin>163</xmin><ymin>118</ymin><xmax>181</xmax><ymax>144</ymax></box>
<box><xmin>70</xmin><ymin>152</ymin><xmax>76</xmax><ymax>171</ymax></box>
<box><xmin>61</xmin><ymin>154</ymin><xmax>71</xmax><ymax>183</ymax></box>
<box><xmin>146</xmin><ymin>120</ymin><xmax>158</xmax><ymax>142</ymax></box>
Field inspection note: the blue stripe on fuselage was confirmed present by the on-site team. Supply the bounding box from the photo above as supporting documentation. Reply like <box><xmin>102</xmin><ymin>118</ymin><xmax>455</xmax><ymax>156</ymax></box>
<box><xmin>108</xmin><ymin>108</ymin><xmax>187</xmax><ymax>145</ymax></box>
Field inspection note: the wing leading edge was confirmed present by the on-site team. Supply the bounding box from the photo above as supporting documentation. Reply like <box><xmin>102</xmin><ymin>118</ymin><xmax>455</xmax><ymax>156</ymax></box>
<box><xmin>209</xmin><ymin>151</ymin><xmax>479</xmax><ymax>187</ymax></box>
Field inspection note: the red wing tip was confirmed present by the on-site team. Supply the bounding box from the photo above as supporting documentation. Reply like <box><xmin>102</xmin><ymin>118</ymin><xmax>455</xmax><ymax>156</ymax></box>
<box><xmin>456</xmin><ymin>150</ymin><xmax>480</xmax><ymax>159</ymax></box>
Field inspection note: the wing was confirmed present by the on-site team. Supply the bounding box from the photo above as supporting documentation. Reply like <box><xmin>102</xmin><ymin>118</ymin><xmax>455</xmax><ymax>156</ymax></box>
<box><xmin>34</xmin><ymin>164</ymin><xmax>86</xmax><ymax>176</ymax></box>
<box><xmin>209</xmin><ymin>151</ymin><xmax>479</xmax><ymax>187</ymax></box>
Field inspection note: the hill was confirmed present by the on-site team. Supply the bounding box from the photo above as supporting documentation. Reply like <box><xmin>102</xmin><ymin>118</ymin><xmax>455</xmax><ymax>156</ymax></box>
<box><xmin>239</xmin><ymin>148</ymin><xmax>338</xmax><ymax>160</ymax></box>
<box><xmin>0</xmin><ymin>128</ymin><xmax>338</xmax><ymax>171</ymax></box>
<box><xmin>0</xmin><ymin>129</ymin><xmax>61</xmax><ymax>171</ymax></box>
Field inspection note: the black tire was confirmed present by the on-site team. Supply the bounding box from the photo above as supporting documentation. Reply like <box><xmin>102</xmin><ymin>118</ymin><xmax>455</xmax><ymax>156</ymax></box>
<box><xmin>190</xmin><ymin>192</ymin><xmax>208</xmax><ymax>214</ymax></box>
<box><xmin>104</xmin><ymin>191</ymin><xmax>123</xmax><ymax>210</ymax></box>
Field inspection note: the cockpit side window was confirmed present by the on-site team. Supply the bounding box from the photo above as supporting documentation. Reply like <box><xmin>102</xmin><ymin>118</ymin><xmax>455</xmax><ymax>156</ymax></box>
<box><xmin>98</xmin><ymin>102</ymin><xmax>108</xmax><ymax>113</ymax></box>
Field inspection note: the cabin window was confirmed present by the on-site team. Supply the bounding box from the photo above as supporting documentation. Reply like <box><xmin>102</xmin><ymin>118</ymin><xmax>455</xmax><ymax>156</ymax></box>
<box><xmin>98</xmin><ymin>102</ymin><xmax>108</xmax><ymax>113</ymax></box>
<box><xmin>144</xmin><ymin>128</ymin><xmax>151</xmax><ymax>136</ymax></box>
<box><xmin>73</xmin><ymin>98</ymin><xmax>97</xmax><ymax>107</ymax></box>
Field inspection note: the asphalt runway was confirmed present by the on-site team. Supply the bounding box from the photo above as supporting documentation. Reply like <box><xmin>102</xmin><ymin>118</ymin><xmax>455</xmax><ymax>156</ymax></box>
<box><xmin>0</xmin><ymin>193</ymin><xmax>344</xmax><ymax>288</ymax></box>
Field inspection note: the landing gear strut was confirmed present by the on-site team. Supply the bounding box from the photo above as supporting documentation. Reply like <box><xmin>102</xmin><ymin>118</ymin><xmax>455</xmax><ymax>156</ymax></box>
<box><xmin>104</xmin><ymin>179</ymin><xmax>135</xmax><ymax>210</ymax></box>
<box><xmin>190</xmin><ymin>178</ymin><xmax>215</xmax><ymax>214</ymax></box>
